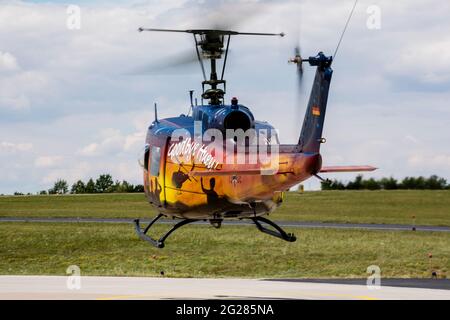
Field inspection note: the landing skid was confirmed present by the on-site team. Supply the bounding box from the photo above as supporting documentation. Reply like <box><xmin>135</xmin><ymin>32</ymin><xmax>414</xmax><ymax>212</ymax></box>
<box><xmin>134</xmin><ymin>214</ymin><xmax>196</xmax><ymax>248</ymax></box>
<box><xmin>134</xmin><ymin>214</ymin><xmax>296</xmax><ymax>248</ymax></box>
<box><xmin>249</xmin><ymin>216</ymin><xmax>297</xmax><ymax>242</ymax></box>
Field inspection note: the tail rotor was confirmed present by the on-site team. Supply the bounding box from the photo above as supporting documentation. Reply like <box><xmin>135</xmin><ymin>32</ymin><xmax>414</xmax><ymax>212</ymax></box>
<box><xmin>289</xmin><ymin>45</ymin><xmax>304</xmax><ymax>87</ymax></box>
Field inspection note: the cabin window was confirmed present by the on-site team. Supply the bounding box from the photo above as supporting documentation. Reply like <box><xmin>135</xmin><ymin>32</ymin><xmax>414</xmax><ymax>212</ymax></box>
<box><xmin>258</xmin><ymin>130</ymin><xmax>280</xmax><ymax>145</ymax></box>
<box><xmin>144</xmin><ymin>146</ymin><xmax>150</xmax><ymax>171</ymax></box>
<box><xmin>150</xmin><ymin>146</ymin><xmax>161</xmax><ymax>177</ymax></box>
<box><xmin>138</xmin><ymin>144</ymin><xmax>150</xmax><ymax>172</ymax></box>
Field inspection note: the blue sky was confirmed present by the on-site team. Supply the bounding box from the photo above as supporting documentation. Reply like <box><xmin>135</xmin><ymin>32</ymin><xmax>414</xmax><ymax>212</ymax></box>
<box><xmin>0</xmin><ymin>0</ymin><xmax>449</xmax><ymax>194</ymax></box>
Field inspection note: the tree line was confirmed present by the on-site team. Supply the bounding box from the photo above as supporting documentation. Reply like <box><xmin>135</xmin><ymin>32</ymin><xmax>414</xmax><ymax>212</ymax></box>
<box><xmin>321</xmin><ymin>175</ymin><xmax>449</xmax><ymax>190</ymax></box>
<box><xmin>37</xmin><ymin>174</ymin><xmax>144</xmax><ymax>195</ymax></box>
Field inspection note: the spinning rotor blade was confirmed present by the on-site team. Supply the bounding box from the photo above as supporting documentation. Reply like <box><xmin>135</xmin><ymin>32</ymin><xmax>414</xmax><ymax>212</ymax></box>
<box><xmin>293</xmin><ymin>46</ymin><xmax>304</xmax><ymax>86</ymax></box>
<box><xmin>139</xmin><ymin>28</ymin><xmax>284</xmax><ymax>37</ymax></box>
<box><xmin>127</xmin><ymin>50</ymin><xmax>201</xmax><ymax>75</ymax></box>
<box><xmin>289</xmin><ymin>37</ymin><xmax>306</xmax><ymax>137</ymax></box>
<box><xmin>289</xmin><ymin>45</ymin><xmax>304</xmax><ymax>98</ymax></box>
<box><xmin>136</xmin><ymin>3</ymin><xmax>282</xmax><ymax>76</ymax></box>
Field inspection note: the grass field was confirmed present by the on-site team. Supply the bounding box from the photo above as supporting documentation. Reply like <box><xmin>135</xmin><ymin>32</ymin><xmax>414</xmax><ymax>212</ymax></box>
<box><xmin>0</xmin><ymin>223</ymin><xmax>448</xmax><ymax>278</ymax></box>
<box><xmin>0</xmin><ymin>190</ymin><xmax>449</xmax><ymax>226</ymax></box>
<box><xmin>0</xmin><ymin>191</ymin><xmax>448</xmax><ymax>278</ymax></box>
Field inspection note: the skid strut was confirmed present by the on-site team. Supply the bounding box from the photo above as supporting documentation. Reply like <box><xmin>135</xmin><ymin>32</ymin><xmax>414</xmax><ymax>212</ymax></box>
<box><xmin>134</xmin><ymin>214</ymin><xmax>296</xmax><ymax>248</ymax></box>
<box><xmin>250</xmin><ymin>216</ymin><xmax>297</xmax><ymax>242</ymax></box>
<box><xmin>134</xmin><ymin>214</ymin><xmax>197</xmax><ymax>249</ymax></box>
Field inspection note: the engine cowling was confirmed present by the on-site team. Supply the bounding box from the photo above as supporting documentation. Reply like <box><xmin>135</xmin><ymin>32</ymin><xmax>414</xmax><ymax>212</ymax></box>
<box><xmin>211</xmin><ymin>105</ymin><xmax>254</xmax><ymax>132</ymax></box>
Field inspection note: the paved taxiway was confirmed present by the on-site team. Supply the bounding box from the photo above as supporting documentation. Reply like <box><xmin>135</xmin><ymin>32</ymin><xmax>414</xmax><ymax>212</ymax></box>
<box><xmin>1</xmin><ymin>217</ymin><xmax>449</xmax><ymax>232</ymax></box>
<box><xmin>0</xmin><ymin>276</ymin><xmax>449</xmax><ymax>300</ymax></box>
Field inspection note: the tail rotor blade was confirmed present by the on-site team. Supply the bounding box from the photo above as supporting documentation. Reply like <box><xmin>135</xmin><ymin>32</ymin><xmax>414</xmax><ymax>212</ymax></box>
<box><xmin>289</xmin><ymin>44</ymin><xmax>305</xmax><ymax>140</ymax></box>
<box><xmin>289</xmin><ymin>45</ymin><xmax>304</xmax><ymax>90</ymax></box>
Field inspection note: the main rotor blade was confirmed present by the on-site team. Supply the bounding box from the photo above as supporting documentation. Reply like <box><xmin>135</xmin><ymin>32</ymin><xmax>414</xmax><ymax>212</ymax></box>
<box><xmin>139</xmin><ymin>28</ymin><xmax>284</xmax><ymax>37</ymax></box>
<box><xmin>235</xmin><ymin>31</ymin><xmax>285</xmax><ymax>37</ymax></box>
<box><xmin>138</xmin><ymin>28</ymin><xmax>189</xmax><ymax>33</ymax></box>
<box><xmin>127</xmin><ymin>50</ymin><xmax>200</xmax><ymax>75</ymax></box>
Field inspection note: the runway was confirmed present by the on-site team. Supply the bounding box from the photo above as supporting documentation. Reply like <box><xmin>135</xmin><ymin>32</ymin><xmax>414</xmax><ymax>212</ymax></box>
<box><xmin>1</xmin><ymin>217</ymin><xmax>449</xmax><ymax>232</ymax></box>
<box><xmin>0</xmin><ymin>276</ymin><xmax>449</xmax><ymax>300</ymax></box>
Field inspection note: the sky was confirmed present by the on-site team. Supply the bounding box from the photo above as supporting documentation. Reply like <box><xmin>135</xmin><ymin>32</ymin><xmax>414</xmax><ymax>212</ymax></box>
<box><xmin>0</xmin><ymin>0</ymin><xmax>449</xmax><ymax>194</ymax></box>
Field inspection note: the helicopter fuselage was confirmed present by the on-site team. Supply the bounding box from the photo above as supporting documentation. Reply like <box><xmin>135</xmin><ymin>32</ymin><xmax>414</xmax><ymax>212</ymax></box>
<box><xmin>142</xmin><ymin>103</ymin><xmax>322</xmax><ymax>220</ymax></box>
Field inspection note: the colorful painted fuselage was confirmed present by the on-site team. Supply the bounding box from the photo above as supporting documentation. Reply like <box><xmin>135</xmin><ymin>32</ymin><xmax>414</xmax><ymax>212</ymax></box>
<box><xmin>143</xmin><ymin>111</ymin><xmax>322</xmax><ymax>220</ymax></box>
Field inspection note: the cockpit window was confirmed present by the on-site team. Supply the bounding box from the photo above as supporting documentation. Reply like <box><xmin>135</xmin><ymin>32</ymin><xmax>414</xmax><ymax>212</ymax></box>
<box><xmin>150</xmin><ymin>146</ymin><xmax>161</xmax><ymax>177</ymax></box>
<box><xmin>138</xmin><ymin>144</ymin><xmax>150</xmax><ymax>171</ymax></box>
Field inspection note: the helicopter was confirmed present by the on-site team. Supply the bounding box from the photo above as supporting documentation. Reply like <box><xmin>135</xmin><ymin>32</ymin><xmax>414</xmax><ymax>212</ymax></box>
<box><xmin>134</xmin><ymin>27</ymin><xmax>376</xmax><ymax>249</ymax></box>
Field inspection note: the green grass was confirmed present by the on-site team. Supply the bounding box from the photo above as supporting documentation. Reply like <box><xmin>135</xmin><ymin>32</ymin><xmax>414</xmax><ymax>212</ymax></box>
<box><xmin>0</xmin><ymin>223</ymin><xmax>448</xmax><ymax>278</ymax></box>
<box><xmin>0</xmin><ymin>193</ymin><xmax>150</xmax><ymax>218</ymax></box>
<box><xmin>0</xmin><ymin>191</ymin><xmax>449</xmax><ymax>226</ymax></box>
<box><xmin>276</xmin><ymin>190</ymin><xmax>450</xmax><ymax>226</ymax></box>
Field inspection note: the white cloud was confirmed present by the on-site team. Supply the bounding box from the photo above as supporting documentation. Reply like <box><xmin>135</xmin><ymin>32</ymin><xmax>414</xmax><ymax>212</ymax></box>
<box><xmin>0</xmin><ymin>51</ymin><xmax>19</xmax><ymax>71</ymax></box>
<box><xmin>42</xmin><ymin>161</ymin><xmax>91</xmax><ymax>185</ymax></box>
<box><xmin>78</xmin><ymin>143</ymin><xmax>99</xmax><ymax>156</ymax></box>
<box><xmin>0</xmin><ymin>70</ymin><xmax>50</xmax><ymax>111</ymax></box>
<box><xmin>34</xmin><ymin>155</ymin><xmax>64</xmax><ymax>168</ymax></box>
<box><xmin>0</xmin><ymin>141</ymin><xmax>33</xmax><ymax>153</ymax></box>
<box><xmin>404</xmin><ymin>135</ymin><xmax>420</xmax><ymax>144</ymax></box>
<box><xmin>408</xmin><ymin>154</ymin><xmax>450</xmax><ymax>169</ymax></box>
<box><xmin>78</xmin><ymin>128</ymin><xmax>145</xmax><ymax>156</ymax></box>
<box><xmin>386</xmin><ymin>38</ymin><xmax>450</xmax><ymax>85</ymax></box>
<box><xmin>124</xmin><ymin>131</ymin><xmax>146</xmax><ymax>151</ymax></box>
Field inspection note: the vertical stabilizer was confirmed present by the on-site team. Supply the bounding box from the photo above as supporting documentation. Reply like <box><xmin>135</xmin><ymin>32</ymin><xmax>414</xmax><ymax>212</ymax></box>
<box><xmin>298</xmin><ymin>52</ymin><xmax>333</xmax><ymax>154</ymax></box>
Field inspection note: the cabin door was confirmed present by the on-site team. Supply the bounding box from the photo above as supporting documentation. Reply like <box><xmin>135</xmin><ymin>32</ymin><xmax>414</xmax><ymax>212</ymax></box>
<box><xmin>147</xmin><ymin>139</ymin><xmax>167</xmax><ymax>208</ymax></box>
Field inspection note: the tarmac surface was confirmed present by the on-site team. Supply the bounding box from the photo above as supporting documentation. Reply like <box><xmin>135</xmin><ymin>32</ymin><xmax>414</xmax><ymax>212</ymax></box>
<box><xmin>1</xmin><ymin>217</ymin><xmax>449</xmax><ymax>232</ymax></box>
<box><xmin>0</xmin><ymin>276</ymin><xmax>449</xmax><ymax>300</ymax></box>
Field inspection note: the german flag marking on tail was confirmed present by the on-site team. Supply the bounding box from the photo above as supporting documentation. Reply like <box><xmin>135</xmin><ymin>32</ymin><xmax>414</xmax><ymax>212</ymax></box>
<box><xmin>312</xmin><ymin>105</ymin><xmax>321</xmax><ymax>116</ymax></box>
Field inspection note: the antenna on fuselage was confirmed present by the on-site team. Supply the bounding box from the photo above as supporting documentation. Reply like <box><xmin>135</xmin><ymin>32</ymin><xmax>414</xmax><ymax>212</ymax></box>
<box><xmin>189</xmin><ymin>90</ymin><xmax>194</xmax><ymax>107</ymax></box>
<box><xmin>188</xmin><ymin>90</ymin><xmax>194</xmax><ymax>116</ymax></box>
<box><xmin>154</xmin><ymin>102</ymin><xmax>159</xmax><ymax>123</ymax></box>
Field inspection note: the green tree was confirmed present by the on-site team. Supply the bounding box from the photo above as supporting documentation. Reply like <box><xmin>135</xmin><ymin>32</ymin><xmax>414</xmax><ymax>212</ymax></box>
<box><xmin>110</xmin><ymin>180</ymin><xmax>121</xmax><ymax>193</ymax></box>
<box><xmin>321</xmin><ymin>180</ymin><xmax>332</xmax><ymax>190</ymax></box>
<box><xmin>380</xmin><ymin>177</ymin><xmax>398</xmax><ymax>190</ymax></box>
<box><xmin>401</xmin><ymin>176</ymin><xmax>426</xmax><ymax>189</ymax></box>
<box><xmin>321</xmin><ymin>179</ymin><xmax>345</xmax><ymax>190</ymax></box>
<box><xmin>424</xmin><ymin>175</ymin><xmax>447</xmax><ymax>190</ymax></box>
<box><xmin>71</xmin><ymin>180</ymin><xmax>86</xmax><ymax>194</ymax></box>
<box><xmin>346</xmin><ymin>175</ymin><xmax>363</xmax><ymax>190</ymax></box>
<box><xmin>95</xmin><ymin>174</ymin><xmax>114</xmax><ymax>193</ymax></box>
<box><xmin>362</xmin><ymin>178</ymin><xmax>381</xmax><ymax>190</ymax></box>
<box><xmin>121</xmin><ymin>180</ymin><xmax>134</xmax><ymax>193</ymax></box>
<box><xmin>50</xmin><ymin>179</ymin><xmax>68</xmax><ymax>194</ymax></box>
<box><xmin>400</xmin><ymin>177</ymin><xmax>413</xmax><ymax>189</ymax></box>
<box><xmin>85</xmin><ymin>178</ymin><xmax>96</xmax><ymax>193</ymax></box>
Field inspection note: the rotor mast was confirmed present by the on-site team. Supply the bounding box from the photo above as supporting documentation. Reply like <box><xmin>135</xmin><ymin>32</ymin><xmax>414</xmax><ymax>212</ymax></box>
<box><xmin>139</xmin><ymin>28</ymin><xmax>284</xmax><ymax>105</ymax></box>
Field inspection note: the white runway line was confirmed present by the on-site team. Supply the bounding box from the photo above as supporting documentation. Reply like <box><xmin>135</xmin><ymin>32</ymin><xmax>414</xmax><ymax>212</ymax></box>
<box><xmin>0</xmin><ymin>276</ymin><xmax>449</xmax><ymax>300</ymax></box>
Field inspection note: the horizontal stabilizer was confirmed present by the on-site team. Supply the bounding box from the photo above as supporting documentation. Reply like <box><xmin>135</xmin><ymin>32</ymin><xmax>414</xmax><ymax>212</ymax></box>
<box><xmin>320</xmin><ymin>166</ymin><xmax>377</xmax><ymax>173</ymax></box>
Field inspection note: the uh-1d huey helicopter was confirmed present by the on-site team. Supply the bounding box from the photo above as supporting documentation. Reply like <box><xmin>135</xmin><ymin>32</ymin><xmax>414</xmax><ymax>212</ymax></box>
<box><xmin>134</xmin><ymin>25</ymin><xmax>376</xmax><ymax>249</ymax></box>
